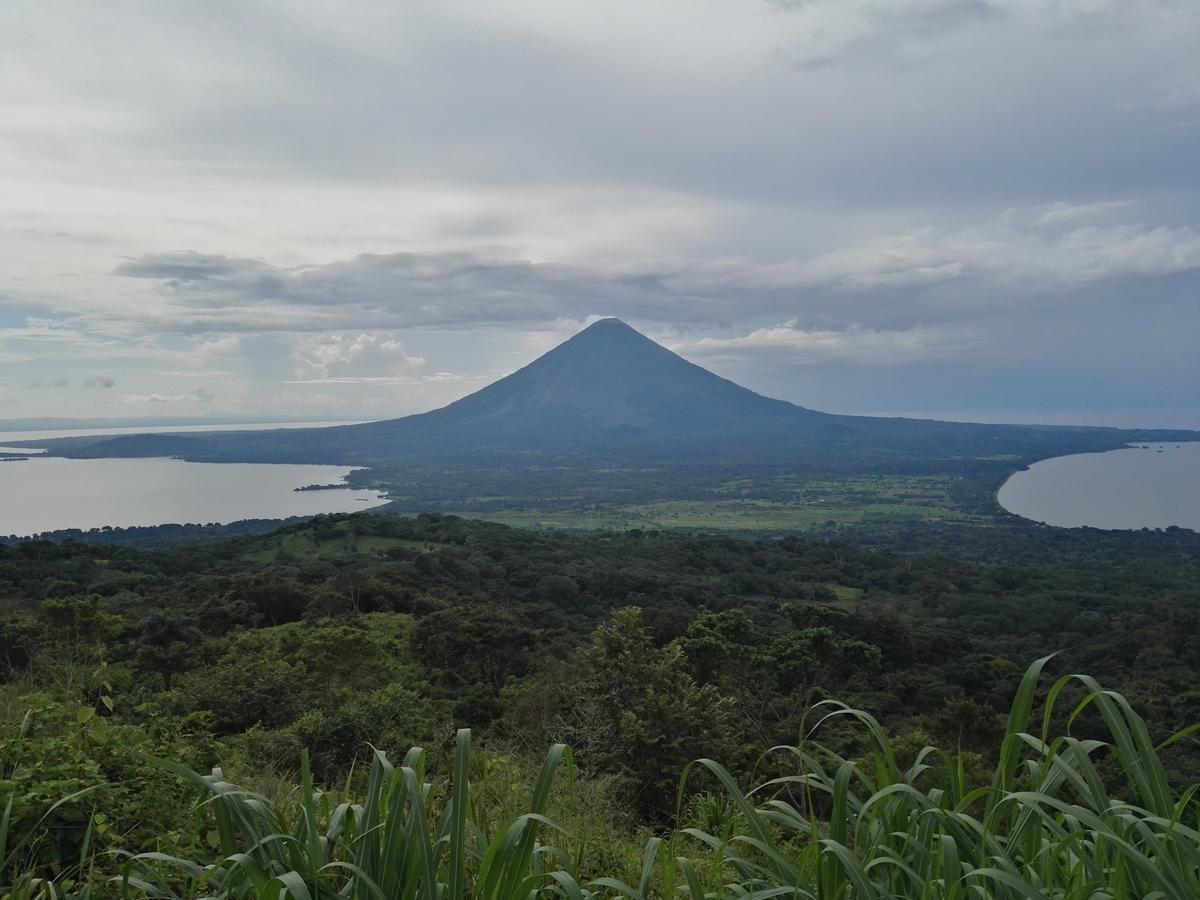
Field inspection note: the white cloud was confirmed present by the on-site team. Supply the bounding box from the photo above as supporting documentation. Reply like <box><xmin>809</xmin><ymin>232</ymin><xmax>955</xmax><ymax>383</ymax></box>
<box><xmin>294</xmin><ymin>332</ymin><xmax>426</xmax><ymax>381</ymax></box>
<box><xmin>750</xmin><ymin>212</ymin><xmax>1200</xmax><ymax>291</ymax></box>
<box><xmin>287</xmin><ymin>376</ymin><xmax>418</xmax><ymax>385</ymax></box>
<box><xmin>1029</xmin><ymin>200</ymin><xmax>1133</xmax><ymax>227</ymax></box>
<box><xmin>0</xmin><ymin>322</ymin><xmax>93</xmax><ymax>344</ymax></box>
<box><xmin>190</xmin><ymin>335</ymin><xmax>242</xmax><ymax>356</ymax></box>
<box><xmin>673</xmin><ymin>321</ymin><xmax>978</xmax><ymax>365</ymax></box>
<box><xmin>158</xmin><ymin>369</ymin><xmax>235</xmax><ymax>378</ymax></box>
<box><xmin>121</xmin><ymin>387</ymin><xmax>215</xmax><ymax>404</ymax></box>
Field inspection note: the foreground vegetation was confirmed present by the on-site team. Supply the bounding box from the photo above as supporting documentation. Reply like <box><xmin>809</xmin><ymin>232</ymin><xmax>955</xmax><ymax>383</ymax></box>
<box><xmin>2</xmin><ymin>513</ymin><xmax>1198</xmax><ymax>896</ymax></box>
<box><xmin>4</xmin><ymin>659</ymin><xmax>1198</xmax><ymax>899</ymax></box>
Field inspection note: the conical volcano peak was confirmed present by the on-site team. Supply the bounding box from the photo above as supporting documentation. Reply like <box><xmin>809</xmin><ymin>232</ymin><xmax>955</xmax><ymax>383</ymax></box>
<box><xmin>578</xmin><ymin>316</ymin><xmax>638</xmax><ymax>335</ymax></box>
<box><xmin>530</xmin><ymin>317</ymin><xmax>684</xmax><ymax>377</ymax></box>
<box><xmin>410</xmin><ymin>315</ymin><xmax>821</xmax><ymax>441</ymax></box>
<box><xmin>557</xmin><ymin>317</ymin><xmax>655</xmax><ymax>351</ymax></box>
<box><xmin>584</xmin><ymin>316</ymin><xmax>629</xmax><ymax>329</ymax></box>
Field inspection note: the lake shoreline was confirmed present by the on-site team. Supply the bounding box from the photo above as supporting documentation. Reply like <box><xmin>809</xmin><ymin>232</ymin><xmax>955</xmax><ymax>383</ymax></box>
<box><xmin>998</xmin><ymin>441</ymin><xmax>1200</xmax><ymax>533</ymax></box>
<box><xmin>0</xmin><ymin>455</ymin><xmax>388</xmax><ymax>538</ymax></box>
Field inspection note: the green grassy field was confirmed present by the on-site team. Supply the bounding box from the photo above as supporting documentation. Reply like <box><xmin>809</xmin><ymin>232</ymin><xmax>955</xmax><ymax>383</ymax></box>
<box><xmin>434</xmin><ymin>474</ymin><xmax>993</xmax><ymax>533</ymax></box>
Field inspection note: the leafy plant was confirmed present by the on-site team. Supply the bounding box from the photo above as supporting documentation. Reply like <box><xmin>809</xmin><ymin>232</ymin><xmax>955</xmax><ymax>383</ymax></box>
<box><xmin>677</xmin><ymin>655</ymin><xmax>1200</xmax><ymax>899</ymax></box>
<box><xmin>117</xmin><ymin>731</ymin><xmax>585</xmax><ymax>900</ymax></box>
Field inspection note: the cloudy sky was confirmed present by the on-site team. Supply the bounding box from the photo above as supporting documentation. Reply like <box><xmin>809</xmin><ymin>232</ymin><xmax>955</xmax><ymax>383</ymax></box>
<box><xmin>2</xmin><ymin>0</ymin><xmax>1198</xmax><ymax>427</ymax></box>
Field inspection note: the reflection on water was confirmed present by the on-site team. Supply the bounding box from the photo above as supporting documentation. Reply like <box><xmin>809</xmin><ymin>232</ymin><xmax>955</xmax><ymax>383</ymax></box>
<box><xmin>0</xmin><ymin>456</ymin><xmax>387</xmax><ymax>536</ymax></box>
<box><xmin>998</xmin><ymin>442</ymin><xmax>1200</xmax><ymax>532</ymax></box>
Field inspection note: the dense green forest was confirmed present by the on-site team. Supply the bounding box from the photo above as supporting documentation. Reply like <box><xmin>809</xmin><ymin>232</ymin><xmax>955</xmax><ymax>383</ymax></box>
<box><xmin>2</xmin><ymin>512</ymin><xmax>1198</xmax><ymax>896</ymax></box>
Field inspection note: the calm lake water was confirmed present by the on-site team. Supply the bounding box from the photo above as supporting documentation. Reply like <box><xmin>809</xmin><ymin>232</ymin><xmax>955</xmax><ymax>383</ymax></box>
<box><xmin>998</xmin><ymin>442</ymin><xmax>1200</xmax><ymax>532</ymax></box>
<box><xmin>0</xmin><ymin>422</ymin><xmax>387</xmax><ymax>536</ymax></box>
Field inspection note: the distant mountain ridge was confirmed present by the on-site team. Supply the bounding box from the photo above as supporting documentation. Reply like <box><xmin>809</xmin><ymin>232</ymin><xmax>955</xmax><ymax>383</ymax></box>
<box><xmin>20</xmin><ymin>319</ymin><xmax>1198</xmax><ymax>469</ymax></box>
<box><xmin>0</xmin><ymin>415</ymin><xmax>332</xmax><ymax>431</ymax></box>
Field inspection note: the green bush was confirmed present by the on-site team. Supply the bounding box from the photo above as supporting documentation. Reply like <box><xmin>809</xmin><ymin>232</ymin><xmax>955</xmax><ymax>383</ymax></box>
<box><xmin>0</xmin><ymin>693</ymin><xmax>215</xmax><ymax>883</ymax></box>
<box><xmin>102</xmin><ymin>658</ymin><xmax>1200</xmax><ymax>899</ymax></box>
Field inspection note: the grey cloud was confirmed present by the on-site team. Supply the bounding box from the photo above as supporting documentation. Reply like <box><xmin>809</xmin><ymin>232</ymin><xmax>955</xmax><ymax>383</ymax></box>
<box><xmin>671</xmin><ymin>322</ymin><xmax>982</xmax><ymax>366</ymax></box>
<box><xmin>770</xmin><ymin>0</ymin><xmax>1182</xmax><ymax>46</ymax></box>
<box><xmin>8</xmin><ymin>0</ymin><xmax>1192</xmax><ymax>216</ymax></box>
<box><xmin>770</xmin><ymin>0</ymin><xmax>1004</xmax><ymax>47</ymax></box>
<box><xmin>109</xmin><ymin>204</ymin><xmax>1200</xmax><ymax>338</ymax></box>
<box><xmin>114</xmin><ymin>254</ymin><xmax>269</xmax><ymax>283</ymax></box>
<box><xmin>26</xmin><ymin>380</ymin><xmax>70</xmax><ymax>389</ymax></box>
<box><xmin>113</xmin><ymin>250</ymin><xmax>700</xmax><ymax>329</ymax></box>
<box><xmin>83</xmin><ymin>375</ymin><xmax>115</xmax><ymax>388</ymax></box>
<box><xmin>114</xmin><ymin>254</ymin><xmax>288</xmax><ymax>303</ymax></box>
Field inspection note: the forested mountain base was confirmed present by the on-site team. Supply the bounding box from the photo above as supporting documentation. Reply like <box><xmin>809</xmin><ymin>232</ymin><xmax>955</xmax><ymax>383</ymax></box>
<box><xmin>2</xmin><ymin>512</ymin><xmax>1197</xmax><ymax>895</ymax></box>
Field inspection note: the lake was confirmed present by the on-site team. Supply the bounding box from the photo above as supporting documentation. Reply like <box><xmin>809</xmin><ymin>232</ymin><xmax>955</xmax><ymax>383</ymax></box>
<box><xmin>0</xmin><ymin>421</ymin><xmax>387</xmax><ymax>535</ymax></box>
<box><xmin>998</xmin><ymin>442</ymin><xmax>1200</xmax><ymax>532</ymax></box>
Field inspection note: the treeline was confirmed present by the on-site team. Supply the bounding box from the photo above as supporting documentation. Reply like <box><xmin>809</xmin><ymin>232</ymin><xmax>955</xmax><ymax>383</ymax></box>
<box><xmin>0</xmin><ymin>516</ymin><xmax>311</xmax><ymax>549</ymax></box>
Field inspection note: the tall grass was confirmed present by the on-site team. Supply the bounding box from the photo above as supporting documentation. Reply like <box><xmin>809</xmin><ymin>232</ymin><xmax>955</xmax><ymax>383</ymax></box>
<box><xmin>676</xmin><ymin>654</ymin><xmax>1200</xmax><ymax>899</ymax></box>
<box><xmin>113</xmin><ymin>731</ymin><xmax>583</xmax><ymax>900</ymax></box>
<box><xmin>15</xmin><ymin>658</ymin><xmax>1196</xmax><ymax>899</ymax></box>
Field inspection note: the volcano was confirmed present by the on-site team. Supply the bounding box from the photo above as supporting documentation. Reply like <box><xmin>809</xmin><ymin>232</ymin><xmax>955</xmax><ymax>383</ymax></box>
<box><xmin>27</xmin><ymin>319</ymin><xmax>1192</xmax><ymax>468</ymax></box>
<box><xmin>349</xmin><ymin>317</ymin><xmax>832</xmax><ymax>446</ymax></box>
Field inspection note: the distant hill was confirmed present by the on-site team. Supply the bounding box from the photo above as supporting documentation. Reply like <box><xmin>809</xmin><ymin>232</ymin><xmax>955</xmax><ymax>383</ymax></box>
<box><xmin>21</xmin><ymin>318</ymin><xmax>1198</xmax><ymax>469</ymax></box>
<box><xmin>0</xmin><ymin>415</ymin><xmax>329</xmax><ymax>432</ymax></box>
